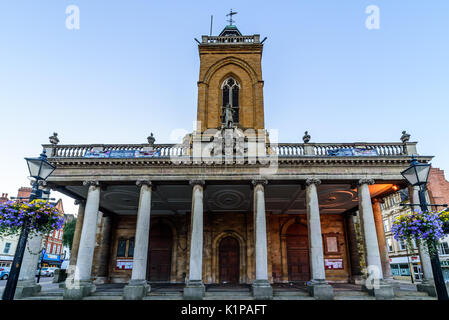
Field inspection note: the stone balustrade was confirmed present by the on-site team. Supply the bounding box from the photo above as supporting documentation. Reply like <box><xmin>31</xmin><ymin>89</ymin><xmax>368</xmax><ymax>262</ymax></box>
<box><xmin>42</xmin><ymin>141</ymin><xmax>417</xmax><ymax>160</ymax></box>
<box><xmin>201</xmin><ymin>35</ymin><xmax>260</xmax><ymax>44</ymax></box>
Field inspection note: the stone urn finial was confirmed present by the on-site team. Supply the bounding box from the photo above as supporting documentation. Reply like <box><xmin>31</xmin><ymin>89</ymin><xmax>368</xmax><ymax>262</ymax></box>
<box><xmin>49</xmin><ymin>132</ymin><xmax>59</xmax><ymax>145</ymax></box>
<box><xmin>147</xmin><ymin>132</ymin><xmax>155</xmax><ymax>146</ymax></box>
<box><xmin>400</xmin><ymin>130</ymin><xmax>410</xmax><ymax>143</ymax></box>
<box><xmin>303</xmin><ymin>131</ymin><xmax>311</xmax><ymax>143</ymax></box>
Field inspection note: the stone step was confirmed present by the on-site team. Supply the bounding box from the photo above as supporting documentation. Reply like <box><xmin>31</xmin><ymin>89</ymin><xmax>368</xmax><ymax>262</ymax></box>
<box><xmin>21</xmin><ymin>296</ymin><xmax>63</xmax><ymax>300</ymax></box>
<box><xmin>148</xmin><ymin>291</ymin><xmax>183</xmax><ymax>296</ymax></box>
<box><xmin>272</xmin><ymin>296</ymin><xmax>316</xmax><ymax>300</ymax></box>
<box><xmin>144</xmin><ymin>295</ymin><xmax>183</xmax><ymax>300</ymax></box>
<box><xmin>334</xmin><ymin>291</ymin><xmax>370</xmax><ymax>296</ymax></box>
<box><xmin>37</xmin><ymin>291</ymin><xmax>64</xmax><ymax>296</ymax></box>
<box><xmin>92</xmin><ymin>291</ymin><xmax>124</xmax><ymax>296</ymax></box>
<box><xmin>334</xmin><ymin>295</ymin><xmax>376</xmax><ymax>300</ymax></box>
<box><xmin>203</xmin><ymin>296</ymin><xmax>255</xmax><ymax>300</ymax></box>
<box><xmin>205</xmin><ymin>291</ymin><xmax>251</xmax><ymax>296</ymax></box>
<box><xmin>83</xmin><ymin>295</ymin><xmax>123</xmax><ymax>300</ymax></box>
<box><xmin>394</xmin><ymin>296</ymin><xmax>436</xmax><ymax>300</ymax></box>
<box><xmin>273</xmin><ymin>291</ymin><xmax>310</xmax><ymax>297</ymax></box>
<box><xmin>395</xmin><ymin>291</ymin><xmax>429</xmax><ymax>297</ymax></box>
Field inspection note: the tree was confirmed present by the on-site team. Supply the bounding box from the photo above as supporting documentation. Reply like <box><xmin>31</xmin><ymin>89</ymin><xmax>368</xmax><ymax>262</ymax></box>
<box><xmin>62</xmin><ymin>218</ymin><xmax>77</xmax><ymax>250</ymax></box>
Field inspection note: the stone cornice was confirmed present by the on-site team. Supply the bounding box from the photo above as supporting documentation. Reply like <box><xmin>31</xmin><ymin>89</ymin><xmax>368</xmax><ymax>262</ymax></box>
<box><xmin>46</xmin><ymin>155</ymin><xmax>433</xmax><ymax>168</ymax></box>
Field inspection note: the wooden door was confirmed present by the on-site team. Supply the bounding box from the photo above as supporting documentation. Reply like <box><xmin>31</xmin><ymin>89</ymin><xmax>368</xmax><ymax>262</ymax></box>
<box><xmin>148</xmin><ymin>222</ymin><xmax>172</xmax><ymax>281</ymax></box>
<box><xmin>219</xmin><ymin>237</ymin><xmax>240</xmax><ymax>283</ymax></box>
<box><xmin>286</xmin><ymin>223</ymin><xmax>310</xmax><ymax>282</ymax></box>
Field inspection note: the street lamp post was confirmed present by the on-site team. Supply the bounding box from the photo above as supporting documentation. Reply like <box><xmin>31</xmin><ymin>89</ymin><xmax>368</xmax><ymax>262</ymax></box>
<box><xmin>1</xmin><ymin>150</ymin><xmax>55</xmax><ymax>300</ymax></box>
<box><xmin>401</xmin><ymin>156</ymin><xmax>449</xmax><ymax>300</ymax></box>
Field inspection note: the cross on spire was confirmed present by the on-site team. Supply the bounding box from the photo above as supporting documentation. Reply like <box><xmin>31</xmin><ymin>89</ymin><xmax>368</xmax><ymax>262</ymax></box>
<box><xmin>226</xmin><ymin>9</ymin><xmax>238</xmax><ymax>26</ymax></box>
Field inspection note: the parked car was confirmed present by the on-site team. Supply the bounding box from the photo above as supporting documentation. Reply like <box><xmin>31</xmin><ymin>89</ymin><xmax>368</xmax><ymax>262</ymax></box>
<box><xmin>0</xmin><ymin>267</ymin><xmax>10</xmax><ymax>280</ymax></box>
<box><xmin>36</xmin><ymin>267</ymin><xmax>58</xmax><ymax>277</ymax></box>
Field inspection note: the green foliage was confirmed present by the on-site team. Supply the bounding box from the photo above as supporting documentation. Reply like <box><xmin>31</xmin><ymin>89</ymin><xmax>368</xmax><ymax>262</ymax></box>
<box><xmin>62</xmin><ymin>218</ymin><xmax>77</xmax><ymax>250</ymax></box>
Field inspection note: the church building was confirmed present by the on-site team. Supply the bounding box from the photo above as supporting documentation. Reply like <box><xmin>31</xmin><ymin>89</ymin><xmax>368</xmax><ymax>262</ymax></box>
<box><xmin>38</xmin><ymin>20</ymin><xmax>433</xmax><ymax>300</ymax></box>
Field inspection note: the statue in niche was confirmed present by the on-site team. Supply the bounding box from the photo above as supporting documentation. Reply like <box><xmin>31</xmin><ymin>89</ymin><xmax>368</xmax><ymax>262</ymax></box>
<box><xmin>223</xmin><ymin>103</ymin><xmax>234</xmax><ymax>129</ymax></box>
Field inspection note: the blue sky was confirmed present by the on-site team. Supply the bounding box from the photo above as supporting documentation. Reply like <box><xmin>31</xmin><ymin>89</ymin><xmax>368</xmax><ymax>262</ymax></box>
<box><xmin>0</xmin><ymin>1</ymin><xmax>448</xmax><ymax>214</ymax></box>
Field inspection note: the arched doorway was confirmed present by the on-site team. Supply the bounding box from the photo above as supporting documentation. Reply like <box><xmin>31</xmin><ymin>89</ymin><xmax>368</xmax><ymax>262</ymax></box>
<box><xmin>147</xmin><ymin>222</ymin><xmax>172</xmax><ymax>281</ymax></box>
<box><xmin>286</xmin><ymin>223</ymin><xmax>310</xmax><ymax>282</ymax></box>
<box><xmin>219</xmin><ymin>237</ymin><xmax>240</xmax><ymax>283</ymax></box>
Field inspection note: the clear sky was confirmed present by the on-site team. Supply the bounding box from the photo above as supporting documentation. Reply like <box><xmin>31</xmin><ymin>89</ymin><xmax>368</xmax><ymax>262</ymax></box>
<box><xmin>0</xmin><ymin>1</ymin><xmax>448</xmax><ymax>215</ymax></box>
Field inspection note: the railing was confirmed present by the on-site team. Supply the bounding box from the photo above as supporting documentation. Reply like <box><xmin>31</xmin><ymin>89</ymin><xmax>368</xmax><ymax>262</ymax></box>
<box><xmin>43</xmin><ymin>141</ymin><xmax>412</xmax><ymax>160</ymax></box>
<box><xmin>269</xmin><ymin>144</ymin><xmax>305</xmax><ymax>156</ymax></box>
<box><xmin>202</xmin><ymin>35</ymin><xmax>260</xmax><ymax>44</ymax></box>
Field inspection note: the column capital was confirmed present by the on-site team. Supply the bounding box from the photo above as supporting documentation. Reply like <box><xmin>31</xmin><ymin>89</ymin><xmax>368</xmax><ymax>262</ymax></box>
<box><xmin>136</xmin><ymin>180</ymin><xmax>152</xmax><ymax>188</ymax></box>
<box><xmin>358</xmin><ymin>178</ymin><xmax>375</xmax><ymax>186</ymax></box>
<box><xmin>83</xmin><ymin>180</ymin><xmax>100</xmax><ymax>188</ymax></box>
<box><xmin>251</xmin><ymin>179</ymin><xmax>268</xmax><ymax>187</ymax></box>
<box><xmin>74</xmin><ymin>199</ymin><xmax>85</xmax><ymax>206</ymax></box>
<box><xmin>189</xmin><ymin>180</ymin><xmax>205</xmax><ymax>187</ymax></box>
<box><xmin>305</xmin><ymin>178</ymin><xmax>321</xmax><ymax>186</ymax></box>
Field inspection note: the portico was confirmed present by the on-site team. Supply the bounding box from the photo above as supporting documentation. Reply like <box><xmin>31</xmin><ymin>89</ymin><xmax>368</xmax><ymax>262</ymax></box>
<box><xmin>35</xmin><ymin>22</ymin><xmax>434</xmax><ymax>301</ymax></box>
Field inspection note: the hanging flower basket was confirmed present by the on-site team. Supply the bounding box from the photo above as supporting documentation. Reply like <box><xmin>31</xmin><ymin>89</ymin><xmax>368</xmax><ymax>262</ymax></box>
<box><xmin>0</xmin><ymin>199</ymin><xmax>65</xmax><ymax>237</ymax></box>
<box><xmin>391</xmin><ymin>209</ymin><xmax>445</xmax><ymax>256</ymax></box>
<box><xmin>439</xmin><ymin>210</ymin><xmax>449</xmax><ymax>235</ymax></box>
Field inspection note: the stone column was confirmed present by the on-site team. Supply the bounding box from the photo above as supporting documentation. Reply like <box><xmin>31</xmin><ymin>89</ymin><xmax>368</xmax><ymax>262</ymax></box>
<box><xmin>372</xmin><ymin>199</ymin><xmax>393</xmax><ymax>280</ymax></box>
<box><xmin>184</xmin><ymin>180</ymin><xmax>206</xmax><ymax>300</ymax></box>
<box><xmin>94</xmin><ymin>215</ymin><xmax>113</xmax><ymax>284</ymax></box>
<box><xmin>251</xmin><ymin>180</ymin><xmax>273</xmax><ymax>300</ymax></box>
<box><xmin>358</xmin><ymin>179</ymin><xmax>393</xmax><ymax>299</ymax></box>
<box><xmin>410</xmin><ymin>186</ymin><xmax>437</xmax><ymax>296</ymax></box>
<box><xmin>14</xmin><ymin>233</ymin><xmax>44</xmax><ymax>298</ymax></box>
<box><xmin>305</xmin><ymin>178</ymin><xmax>333</xmax><ymax>299</ymax></box>
<box><xmin>64</xmin><ymin>181</ymin><xmax>100</xmax><ymax>299</ymax></box>
<box><xmin>345</xmin><ymin>214</ymin><xmax>363</xmax><ymax>284</ymax></box>
<box><xmin>66</xmin><ymin>200</ymin><xmax>86</xmax><ymax>282</ymax></box>
<box><xmin>124</xmin><ymin>181</ymin><xmax>152</xmax><ymax>300</ymax></box>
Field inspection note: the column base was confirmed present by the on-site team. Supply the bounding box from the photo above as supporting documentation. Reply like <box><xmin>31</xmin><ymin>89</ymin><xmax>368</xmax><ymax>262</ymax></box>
<box><xmin>362</xmin><ymin>280</ymin><xmax>394</xmax><ymax>300</ymax></box>
<box><xmin>183</xmin><ymin>280</ymin><xmax>205</xmax><ymax>300</ymax></box>
<box><xmin>252</xmin><ymin>280</ymin><xmax>273</xmax><ymax>300</ymax></box>
<box><xmin>306</xmin><ymin>280</ymin><xmax>334</xmax><ymax>300</ymax></box>
<box><xmin>417</xmin><ymin>279</ymin><xmax>437</xmax><ymax>297</ymax></box>
<box><xmin>14</xmin><ymin>280</ymin><xmax>41</xmax><ymax>299</ymax></box>
<box><xmin>123</xmin><ymin>280</ymin><xmax>150</xmax><ymax>300</ymax></box>
<box><xmin>63</xmin><ymin>280</ymin><xmax>96</xmax><ymax>300</ymax></box>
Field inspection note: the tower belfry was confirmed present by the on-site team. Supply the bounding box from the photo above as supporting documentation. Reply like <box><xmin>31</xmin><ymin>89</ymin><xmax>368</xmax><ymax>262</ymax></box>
<box><xmin>196</xmin><ymin>13</ymin><xmax>265</xmax><ymax>132</ymax></box>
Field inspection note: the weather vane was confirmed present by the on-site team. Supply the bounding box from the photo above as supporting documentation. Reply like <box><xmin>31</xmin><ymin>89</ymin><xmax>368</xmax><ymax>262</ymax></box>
<box><xmin>226</xmin><ymin>9</ymin><xmax>238</xmax><ymax>26</ymax></box>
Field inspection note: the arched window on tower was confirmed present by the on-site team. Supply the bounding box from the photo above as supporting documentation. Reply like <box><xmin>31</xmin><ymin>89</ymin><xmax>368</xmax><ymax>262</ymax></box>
<box><xmin>221</xmin><ymin>78</ymin><xmax>240</xmax><ymax>125</ymax></box>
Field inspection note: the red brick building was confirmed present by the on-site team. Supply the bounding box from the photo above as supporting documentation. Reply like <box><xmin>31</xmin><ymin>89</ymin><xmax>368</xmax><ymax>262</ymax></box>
<box><xmin>42</xmin><ymin>199</ymin><xmax>66</xmax><ymax>267</ymax></box>
<box><xmin>427</xmin><ymin>167</ymin><xmax>449</xmax><ymax>207</ymax></box>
